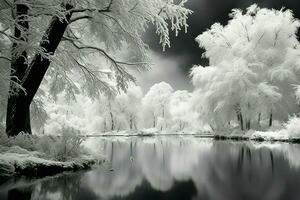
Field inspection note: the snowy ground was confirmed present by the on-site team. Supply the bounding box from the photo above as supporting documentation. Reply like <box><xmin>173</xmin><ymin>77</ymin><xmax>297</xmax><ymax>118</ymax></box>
<box><xmin>88</xmin><ymin>128</ymin><xmax>212</xmax><ymax>137</ymax></box>
<box><xmin>2</xmin><ymin>118</ymin><xmax>299</xmax><ymax>179</ymax></box>
<box><xmin>213</xmin><ymin>132</ymin><xmax>300</xmax><ymax>143</ymax></box>
<box><xmin>0</xmin><ymin>145</ymin><xmax>104</xmax><ymax>178</ymax></box>
<box><xmin>85</xmin><ymin>130</ymin><xmax>300</xmax><ymax>143</ymax></box>
<box><xmin>85</xmin><ymin>118</ymin><xmax>300</xmax><ymax>144</ymax></box>
<box><xmin>214</xmin><ymin>117</ymin><xmax>300</xmax><ymax>143</ymax></box>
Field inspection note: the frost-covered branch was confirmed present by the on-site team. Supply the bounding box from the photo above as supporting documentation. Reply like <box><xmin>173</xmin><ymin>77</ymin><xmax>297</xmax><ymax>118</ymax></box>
<box><xmin>63</xmin><ymin>37</ymin><xmax>148</xmax><ymax>90</ymax></box>
<box><xmin>70</xmin><ymin>0</ymin><xmax>114</xmax><ymax>13</ymax></box>
<box><xmin>70</xmin><ymin>15</ymin><xmax>92</xmax><ymax>23</ymax></box>
<box><xmin>0</xmin><ymin>0</ymin><xmax>191</xmax><ymax>135</ymax></box>
<box><xmin>0</xmin><ymin>30</ymin><xmax>17</xmax><ymax>42</ymax></box>
<box><xmin>0</xmin><ymin>55</ymin><xmax>11</xmax><ymax>61</ymax></box>
<box><xmin>72</xmin><ymin>57</ymin><xmax>115</xmax><ymax>97</ymax></box>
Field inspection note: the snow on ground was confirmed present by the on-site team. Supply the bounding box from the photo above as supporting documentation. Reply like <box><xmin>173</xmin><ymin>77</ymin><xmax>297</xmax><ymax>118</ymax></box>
<box><xmin>249</xmin><ymin>117</ymin><xmax>300</xmax><ymax>141</ymax></box>
<box><xmin>250</xmin><ymin>130</ymin><xmax>288</xmax><ymax>141</ymax></box>
<box><xmin>89</xmin><ymin>128</ymin><xmax>212</xmax><ymax>137</ymax></box>
<box><xmin>0</xmin><ymin>145</ymin><xmax>104</xmax><ymax>178</ymax></box>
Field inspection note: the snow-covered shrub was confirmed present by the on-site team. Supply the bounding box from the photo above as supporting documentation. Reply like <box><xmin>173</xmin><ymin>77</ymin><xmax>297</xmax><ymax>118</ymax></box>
<box><xmin>251</xmin><ymin>116</ymin><xmax>300</xmax><ymax>140</ymax></box>
<box><xmin>9</xmin><ymin>132</ymin><xmax>36</xmax><ymax>151</ymax></box>
<box><xmin>0</xmin><ymin>126</ymin><xmax>9</xmax><ymax>146</ymax></box>
<box><xmin>0</xmin><ymin>130</ymin><xmax>36</xmax><ymax>150</ymax></box>
<box><xmin>35</xmin><ymin>135</ymin><xmax>57</xmax><ymax>158</ymax></box>
<box><xmin>0</xmin><ymin>126</ymin><xmax>86</xmax><ymax>161</ymax></box>
<box><xmin>283</xmin><ymin>117</ymin><xmax>300</xmax><ymax>137</ymax></box>
<box><xmin>36</xmin><ymin>127</ymin><xmax>86</xmax><ymax>161</ymax></box>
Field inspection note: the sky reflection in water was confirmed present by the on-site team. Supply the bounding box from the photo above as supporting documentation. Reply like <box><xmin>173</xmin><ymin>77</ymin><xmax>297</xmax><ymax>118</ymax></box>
<box><xmin>1</xmin><ymin>137</ymin><xmax>300</xmax><ymax>200</ymax></box>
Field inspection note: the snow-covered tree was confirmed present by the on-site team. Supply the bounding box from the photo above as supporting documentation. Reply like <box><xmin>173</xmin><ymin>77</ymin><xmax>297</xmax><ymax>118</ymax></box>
<box><xmin>42</xmin><ymin>92</ymin><xmax>103</xmax><ymax>135</ymax></box>
<box><xmin>169</xmin><ymin>90</ymin><xmax>193</xmax><ymax>131</ymax></box>
<box><xmin>0</xmin><ymin>58</ymin><xmax>10</xmax><ymax>130</ymax></box>
<box><xmin>98</xmin><ymin>95</ymin><xmax>118</xmax><ymax>132</ymax></box>
<box><xmin>116</xmin><ymin>86</ymin><xmax>143</xmax><ymax>131</ymax></box>
<box><xmin>143</xmin><ymin>82</ymin><xmax>173</xmax><ymax>130</ymax></box>
<box><xmin>191</xmin><ymin>5</ymin><xmax>300</xmax><ymax>130</ymax></box>
<box><xmin>0</xmin><ymin>0</ymin><xmax>192</xmax><ymax>136</ymax></box>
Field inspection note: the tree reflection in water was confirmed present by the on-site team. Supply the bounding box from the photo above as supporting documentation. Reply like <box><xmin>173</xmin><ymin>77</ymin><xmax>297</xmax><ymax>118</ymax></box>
<box><xmin>1</xmin><ymin>138</ymin><xmax>300</xmax><ymax>200</ymax></box>
<box><xmin>8</xmin><ymin>187</ymin><xmax>32</xmax><ymax>200</ymax></box>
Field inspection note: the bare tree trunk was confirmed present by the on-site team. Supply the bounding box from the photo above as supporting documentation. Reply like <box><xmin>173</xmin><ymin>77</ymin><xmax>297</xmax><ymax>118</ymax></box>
<box><xmin>153</xmin><ymin>114</ymin><xmax>156</xmax><ymax>128</ymax></box>
<box><xmin>134</xmin><ymin>122</ymin><xmax>137</xmax><ymax>130</ymax></box>
<box><xmin>246</xmin><ymin>120</ymin><xmax>251</xmax><ymax>130</ymax></box>
<box><xmin>245</xmin><ymin>103</ymin><xmax>251</xmax><ymax>130</ymax></box>
<box><xmin>269</xmin><ymin>112</ymin><xmax>273</xmax><ymax>127</ymax></box>
<box><xmin>239</xmin><ymin>113</ymin><xmax>244</xmax><ymax>131</ymax></box>
<box><xmin>6</xmin><ymin>1</ymin><xmax>30</xmax><ymax>136</ymax></box>
<box><xmin>129</xmin><ymin>114</ymin><xmax>133</xmax><ymax>130</ymax></box>
<box><xmin>103</xmin><ymin>121</ymin><xmax>107</xmax><ymax>132</ymax></box>
<box><xmin>110</xmin><ymin>111</ymin><xmax>114</xmax><ymax>131</ymax></box>
<box><xmin>6</xmin><ymin>3</ymin><xmax>73</xmax><ymax>136</ymax></box>
<box><xmin>235</xmin><ymin>104</ymin><xmax>244</xmax><ymax>131</ymax></box>
<box><xmin>179</xmin><ymin>120</ymin><xmax>182</xmax><ymax>131</ymax></box>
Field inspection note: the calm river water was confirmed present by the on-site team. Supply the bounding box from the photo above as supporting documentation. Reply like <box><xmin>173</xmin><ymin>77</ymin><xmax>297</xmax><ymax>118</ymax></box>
<box><xmin>1</xmin><ymin>137</ymin><xmax>300</xmax><ymax>200</ymax></box>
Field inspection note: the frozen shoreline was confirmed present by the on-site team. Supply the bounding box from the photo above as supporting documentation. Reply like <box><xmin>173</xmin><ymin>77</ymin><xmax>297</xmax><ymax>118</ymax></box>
<box><xmin>84</xmin><ymin>131</ymin><xmax>300</xmax><ymax>144</ymax></box>
<box><xmin>0</xmin><ymin>147</ymin><xmax>104</xmax><ymax>178</ymax></box>
<box><xmin>1</xmin><ymin>130</ymin><xmax>299</xmax><ymax>179</ymax></box>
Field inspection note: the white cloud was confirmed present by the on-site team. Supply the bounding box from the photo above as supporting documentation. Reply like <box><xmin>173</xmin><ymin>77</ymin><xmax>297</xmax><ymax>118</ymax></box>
<box><xmin>134</xmin><ymin>52</ymin><xmax>192</xmax><ymax>93</ymax></box>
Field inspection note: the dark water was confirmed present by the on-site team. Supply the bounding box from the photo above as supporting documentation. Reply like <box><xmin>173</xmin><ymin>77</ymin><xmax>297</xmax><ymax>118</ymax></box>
<box><xmin>1</xmin><ymin>137</ymin><xmax>300</xmax><ymax>200</ymax></box>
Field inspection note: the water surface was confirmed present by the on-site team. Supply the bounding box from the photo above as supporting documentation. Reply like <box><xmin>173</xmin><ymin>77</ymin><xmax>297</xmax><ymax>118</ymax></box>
<box><xmin>1</xmin><ymin>137</ymin><xmax>300</xmax><ymax>200</ymax></box>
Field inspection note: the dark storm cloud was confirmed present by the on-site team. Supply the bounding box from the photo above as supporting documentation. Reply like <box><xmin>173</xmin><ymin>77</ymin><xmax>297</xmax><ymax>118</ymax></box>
<box><xmin>144</xmin><ymin>0</ymin><xmax>300</xmax><ymax>75</ymax></box>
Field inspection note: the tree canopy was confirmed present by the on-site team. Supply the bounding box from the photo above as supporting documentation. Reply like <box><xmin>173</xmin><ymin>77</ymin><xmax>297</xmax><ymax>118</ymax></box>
<box><xmin>0</xmin><ymin>0</ymin><xmax>192</xmax><ymax>135</ymax></box>
<box><xmin>191</xmin><ymin>4</ymin><xmax>300</xmax><ymax>130</ymax></box>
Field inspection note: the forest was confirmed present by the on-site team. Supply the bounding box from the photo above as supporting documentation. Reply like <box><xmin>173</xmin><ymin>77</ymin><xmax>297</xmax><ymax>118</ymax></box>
<box><xmin>1</xmin><ymin>3</ymin><xmax>299</xmax><ymax>138</ymax></box>
<box><xmin>1</xmin><ymin>1</ymin><xmax>300</xmax><ymax>199</ymax></box>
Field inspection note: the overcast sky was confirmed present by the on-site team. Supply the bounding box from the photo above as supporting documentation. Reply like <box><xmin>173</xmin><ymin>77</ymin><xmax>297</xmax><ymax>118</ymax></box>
<box><xmin>137</xmin><ymin>0</ymin><xmax>300</xmax><ymax>91</ymax></box>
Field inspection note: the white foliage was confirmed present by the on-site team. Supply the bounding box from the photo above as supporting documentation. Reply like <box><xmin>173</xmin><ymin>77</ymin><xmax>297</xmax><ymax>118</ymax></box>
<box><xmin>191</xmin><ymin>4</ymin><xmax>300</xmax><ymax>130</ymax></box>
<box><xmin>0</xmin><ymin>0</ymin><xmax>192</xmax><ymax>134</ymax></box>
<box><xmin>283</xmin><ymin>117</ymin><xmax>300</xmax><ymax>137</ymax></box>
<box><xmin>169</xmin><ymin>90</ymin><xmax>194</xmax><ymax>131</ymax></box>
<box><xmin>294</xmin><ymin>85</ymin><xmax>300</xmax><ymax>104</ymax></box>
<box><xmin>142</xmin><ymin>82</ymin><xmax>173</xmax><ymax>130</ymax></box>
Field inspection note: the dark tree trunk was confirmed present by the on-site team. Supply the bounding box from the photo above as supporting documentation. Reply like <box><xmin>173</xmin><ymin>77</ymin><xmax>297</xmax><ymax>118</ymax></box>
<box><xmin>129</xmin><ymin>115</ymin><xmax>133</xmax><ymax>130</ymax></box>
<box><xmin>6</xmin><ymin>3</ymin><xmax>73</xmax><ymax>136</ymax></box>
<box><xmin>153</xmin><ymin>114</ymin><xmax>156</xmax><ymax>128</ymax></box>
<box><xmin>103</xmin><ymin>121</ymin><xmax>107</xmax><ymax>132</ymax></box>
<box><xmin>269</xmin><ymin>112</ymin><xmax>273</xmax><ymax>127</ymax></box>
<box><xmin>239</xmin><ymin>113</ymin><xmax>244</xmax><ymax>131</ymax></box>
<box><xmin>246</xmin><ymin>120</ymin><xmax>251</xmax><ymax>130</ymax></box>
<box><xmin>257</xmin><ymin>113</ymin><xmax>261</xmax><ymax>127</ymax></box>
<box><xmin>235</xmin><ymin>105</ymin><xmax>244</xmax><ymax>131</ymax></box>
<box><xmin>110</xmin><ymin>111</ymin><xmax>114</xmax><ymax>130</ymax></box>
<box><xmin>6</xmin><ymin>1</ymin><xmax>31</xmax><ymax>136</ymax></box>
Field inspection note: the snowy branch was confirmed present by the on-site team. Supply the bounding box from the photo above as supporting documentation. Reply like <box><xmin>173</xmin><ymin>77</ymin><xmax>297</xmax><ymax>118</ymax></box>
<box><xmin>63</xmin><ymin>37</ymin><xmax>147</xmax><ymax>90</ymax></box>
<box><xmin>63</xmin><ymin>37</ymin><xmax>148</xmax><ymax>68</ymax></box>
<box><xmin>70</xmin><ymin>15</ymin><xmax>92</xmax><ymax>23</ymax></box>
<box><xmin>0</xmin><ymin>55</ymin><xmax>11</xmax><ymax>61</ymax></box>
<box><xmin>70</xmin><ymin>0</ymin><xmax>114</xmax><ymax>14</ymax></box>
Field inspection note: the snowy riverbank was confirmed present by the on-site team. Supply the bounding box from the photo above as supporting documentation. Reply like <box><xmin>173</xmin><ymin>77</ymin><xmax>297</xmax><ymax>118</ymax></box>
<box><xmin>0</xmin><ymin>145</ymin><xmax>104</xmax><ymax>178</ymax></box>
<box><xmin>214</xmin><ymin>133</ymin><xmax>300</xmax><ymax>143</ymax></box>
<box><xmin>214</xmin><ymin>117</ymin><xmax>300</xmax><ymax>143</ymax></box>
<box><xmin>85</xmin><ymin>125</ymin><xmax>300</xmax><ymax>144</ymax></box>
